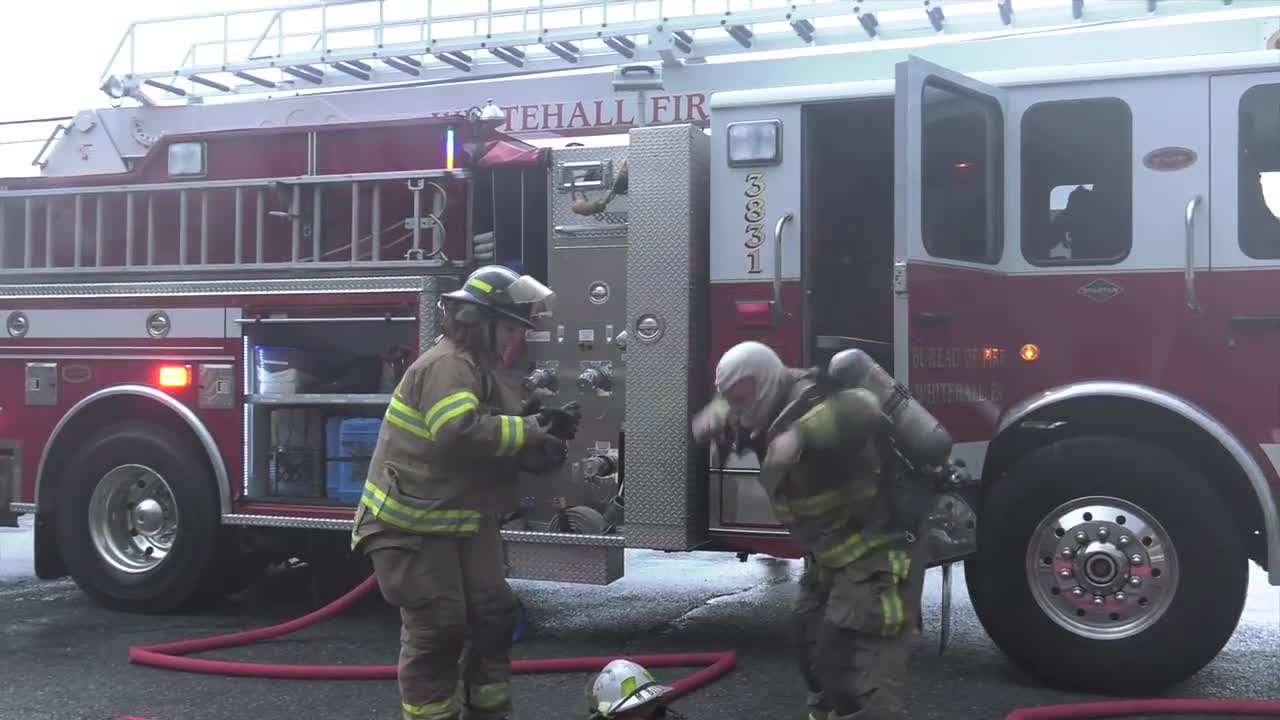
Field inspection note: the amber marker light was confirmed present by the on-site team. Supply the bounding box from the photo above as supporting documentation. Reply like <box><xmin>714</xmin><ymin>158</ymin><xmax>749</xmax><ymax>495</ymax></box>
<box><xmin>1020</xmin><ymin>344</ymin><xmax>1041</xmax><ymax>362</ymax></box>
<box><xmin>158</xmin><ymin>365</ymin><xmax>191</xmax><ymax>388</ymax></box>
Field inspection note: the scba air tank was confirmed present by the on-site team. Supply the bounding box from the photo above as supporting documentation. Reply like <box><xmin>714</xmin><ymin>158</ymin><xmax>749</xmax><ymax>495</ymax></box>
<box><xmin>827</xmin><ymin>348</ymin><xmax>954</xmax><ymax>470</ymax></box>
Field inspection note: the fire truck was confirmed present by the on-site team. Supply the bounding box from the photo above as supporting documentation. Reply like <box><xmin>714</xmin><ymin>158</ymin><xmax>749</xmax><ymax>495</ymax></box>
<box><xmin>5</xmin><ymin>0</ymin><xmax>1280</xmax><ymax>697</ymax></box>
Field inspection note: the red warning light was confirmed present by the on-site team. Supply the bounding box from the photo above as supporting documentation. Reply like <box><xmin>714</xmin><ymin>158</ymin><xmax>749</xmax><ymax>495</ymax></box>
<box><xmin>158</xmin><ymin>365</ymin><xmax>191</xmax><ymax>389</ymax></box>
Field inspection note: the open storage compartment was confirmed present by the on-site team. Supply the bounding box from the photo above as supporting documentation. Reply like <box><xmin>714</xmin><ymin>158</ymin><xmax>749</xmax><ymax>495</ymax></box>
<box><xmin>239</xmin><ymin>300</ymin><xmax>419</xmax><ymax>506</ymax></box>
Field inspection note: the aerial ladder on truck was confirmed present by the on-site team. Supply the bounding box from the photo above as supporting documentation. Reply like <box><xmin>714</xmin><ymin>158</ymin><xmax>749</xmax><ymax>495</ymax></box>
<box><xmin>26</xmin><ymin>0</ymin><xmax>1280</xmax><ymax>179</ymax></box>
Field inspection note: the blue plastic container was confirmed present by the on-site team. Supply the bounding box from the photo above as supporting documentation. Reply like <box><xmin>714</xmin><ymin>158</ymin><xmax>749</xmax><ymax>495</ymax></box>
<box><xmin>326</xmin><ymin>417</ymin><xmax>382</xmax><ymax>505</ymax></box>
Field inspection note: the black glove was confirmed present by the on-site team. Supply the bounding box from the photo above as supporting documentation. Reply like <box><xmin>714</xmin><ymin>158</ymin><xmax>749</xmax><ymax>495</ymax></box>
<box><xmin>517</xmin><ymin>436</ymin><xmax>568</xmax><ymax>474</ymax></box>
<box><xmin>538</xmin><ymin>401</ymin><xmax>582</xmax><ymax>441</ymax></box>
<box><xmin>520</xmin><ymin>396</ymin><xmax>543</xmax><ymax>416</ymax></box>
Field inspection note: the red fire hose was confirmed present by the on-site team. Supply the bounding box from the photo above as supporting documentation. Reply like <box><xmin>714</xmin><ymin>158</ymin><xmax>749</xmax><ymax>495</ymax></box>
<box><xmin>118</xmin><ymin>572</ymin><xmax>1280</xmax><ymax>719</ymax></box>
<box><xmin>121</xmin><ymin>574</ymin><xmax>736</xmax><ymax>720</ymax></box>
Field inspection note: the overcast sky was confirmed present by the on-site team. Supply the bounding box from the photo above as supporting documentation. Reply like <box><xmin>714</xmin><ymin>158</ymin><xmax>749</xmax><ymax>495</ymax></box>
<box><xmin>0</xmin><ymin>0</ymin><xmax>286</xmax><ymax>176</ymax></box>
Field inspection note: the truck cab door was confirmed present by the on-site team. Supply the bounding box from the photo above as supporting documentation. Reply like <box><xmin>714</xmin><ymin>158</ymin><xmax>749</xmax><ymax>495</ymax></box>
<box><xmin>894</xmin><ymin>56</ymin><xmax>1010</xmax><ymax>453</ymax></box>
<box><xmin>1209</xmin><ymin>72</ymin><xmax>1280</xmax><ymax>474</ymax></box>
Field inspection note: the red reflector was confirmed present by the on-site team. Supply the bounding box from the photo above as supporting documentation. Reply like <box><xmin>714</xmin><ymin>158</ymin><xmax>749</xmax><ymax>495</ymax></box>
<box><xmin>158</xmin><ymin>365</ymin><xmax>191</xmax><ymax>389</ymax></box>
<box><xmin>735</xmin><ymin>301</ymin><xmax>773</xmax><ymax>328</ymax></box>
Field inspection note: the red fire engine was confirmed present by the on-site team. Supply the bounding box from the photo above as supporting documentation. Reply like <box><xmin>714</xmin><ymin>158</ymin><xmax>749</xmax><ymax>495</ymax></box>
<box><xmin>6</xmin><ymin>0</ymin><xmax>1280</xmax><ymax>698</ymax></box>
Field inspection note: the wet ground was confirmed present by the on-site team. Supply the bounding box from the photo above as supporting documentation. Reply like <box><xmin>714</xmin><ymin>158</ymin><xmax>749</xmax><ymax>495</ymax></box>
<box><xmin>2</xmin><ymin>513</ymin><xmax>1279</xmax><ymax>720</ymax></box>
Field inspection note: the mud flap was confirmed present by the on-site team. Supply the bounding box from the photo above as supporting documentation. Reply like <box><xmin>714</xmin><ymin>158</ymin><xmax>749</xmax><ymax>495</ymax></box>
<box><xmin>939</xmin><ymin>561</ymin><xmax>954</xmax><ymax>655</ymax></box>
<box><xmin>0</xmin><ymin>448</ymin><xmax>15</xmax><ymax>528</ymax></box>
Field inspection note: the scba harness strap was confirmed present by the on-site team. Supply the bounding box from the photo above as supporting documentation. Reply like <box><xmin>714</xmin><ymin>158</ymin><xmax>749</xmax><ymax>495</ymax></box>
<box><xmin>758</xmin><ymin>368</ymin><xmax>938</xmax><ymax>542</ymax></box>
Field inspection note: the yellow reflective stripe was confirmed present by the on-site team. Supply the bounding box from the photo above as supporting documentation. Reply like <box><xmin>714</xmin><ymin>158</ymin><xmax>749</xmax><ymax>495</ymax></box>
<box><xmin>467</xmin><ymin>277</ymin><xmax>494</xmax><ymax>293</ymax></box>
<box><xmin>772</xmin><ymin>499</ymin><xmax>795</xmax><ymax>524</ymax></box>
<box><xmin>424</xmin><ymin>391</ymin><xmax>480</xmax><ymax>437</ymax></box>
<box><xmin>795</xmin><ymin>402</ymin><xmax>837</xmax><ymax>448</ymax></box>
<box><xmin>497</xmin><ymin>415</ymin><xmax>512</xmax><ymax>456</ymax></box>
<box><xmin>513</xmin><ymin>415</ymin><xmax>526</xmax><ymax>452</ymax></box>
<box><xmin>390</xmin><ymin>393</ymin><xmax>424</xmax><ymax>419</ymax></box>
<box><xmin>620</xmin><ymin>675</ymin><xmax>638</xmax><ymax>698</ymax></box>
<box><xmin>880</xmin><ymin>582</ymin><xmax>905</xmax><ymax>636</ymax></box>
<box><xmin>813</xmin><ymin>532</ymin><xmax>896</xmax><ymax>568</ymax></box>
<box><xmin>361</xmin><ymin>485</ymin><xmax>481</xmax><ymax>534</ymax></box>
<box><xmin>470</xmin><ymin>682</ymin><xmax>511</xmax><ymax>710</ymax></box>
<box><xmin>402</xmin><ymin>693</ymin><xmax>459</xmax><ymax>720</ymax></box>
<box><xmin>385</xmin><ymin>393</ymin><xmax>434</xmax><ymax>439</ymax></box>
<box><xmin>889</xmin><ymin>549</ymin><xmax>911</xmax><ymax>583</ymax></box>
<box><xmin>385</xmin><ymin>411</ymin><xmax>433</xmax><ymax>440</ymax></box>
<box><xmin>785</xmin><ymin>486</ymin><xmax>869</xmax><ymax>517</ymax></box>
<box><xmin>495</xmin><ymin>415</ymin><xmax>527</xmax><ymax>456</ymax></box>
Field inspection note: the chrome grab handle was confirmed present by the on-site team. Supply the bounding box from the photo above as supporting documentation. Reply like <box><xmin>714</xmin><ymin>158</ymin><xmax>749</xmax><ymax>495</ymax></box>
<box><xmin>1184</xmin><ymin>195</ymin><xmax>1202</xmax><ymax>314</ymax></box>
<box><xmin>773</xmin><ymin>212</ymin><xmax>793</xmax><ymax>323</ymax></box>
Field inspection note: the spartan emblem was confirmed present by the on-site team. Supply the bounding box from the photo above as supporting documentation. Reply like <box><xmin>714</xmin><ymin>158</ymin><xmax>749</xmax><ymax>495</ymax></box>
<box><xmin>1078</xmin><ymin>278</ymin><xmax>1122</xmax><ymax>304</ymax></box>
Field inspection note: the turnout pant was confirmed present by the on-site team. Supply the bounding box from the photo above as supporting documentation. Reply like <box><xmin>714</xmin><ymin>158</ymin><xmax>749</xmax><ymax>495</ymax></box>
<box><xmin>369</xmin><ymin>517</ymin><xmax>517</xmax><ymax>720</ymax></box>
<box><xmin>793</xmin><ymin>538</ymin><xmax>927</xmax><ymax>720</ymax></box>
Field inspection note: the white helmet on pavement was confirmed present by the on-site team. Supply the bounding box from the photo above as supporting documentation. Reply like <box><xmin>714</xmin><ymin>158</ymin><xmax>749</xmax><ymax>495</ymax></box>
<box><xmin>586</xmin><ymin>659</ymin><xmax>675</xmax><ymax>718</ymax></box>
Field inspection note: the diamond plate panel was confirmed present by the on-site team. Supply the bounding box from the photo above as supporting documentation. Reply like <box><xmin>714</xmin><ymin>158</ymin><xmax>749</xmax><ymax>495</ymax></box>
<box><xmin>220</xmin><ymin>512</ymin><xmax>624</xmax><ymax>586</ymax></box>
<box><xmin>504</xmin><ymin>541</ymin><xmax>624</xmax><ymax>585</ymax></box>
<box><xmin>512</xmin><ymin>141</ymin><xmax>631</xmax><ymax>535</ymax></box>
<box><xmin>624</xmin><ymin>124</ymin><xmax>711</xmax><ymax>551</ymax></box>
<box><xmin>549</xmin><ymin>147</ymin><xmax>631</xmax><ymax>250</ymax></box>
<box><xmin>419</xmin><ymin>274</ymin><xmax>461</xmax><ymax>353</ymax></box>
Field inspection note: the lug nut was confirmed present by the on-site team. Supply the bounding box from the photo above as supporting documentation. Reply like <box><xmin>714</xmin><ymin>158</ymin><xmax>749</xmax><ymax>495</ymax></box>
<box><xmin>1129</xmin><ymin>554</ymin><xmax>1143</xmax><ymax>566</ymax></box>
<box><xmin>1059</xmin><ymin>568</ymin><xmax>1073</xmax><ymax>579</ymax></box>
<box><xmin>1118</xmin><ymin>535</ymin><xmax>1131</xmax><ymax>547</ymax></box>
<box><xmin>1071</xmin><ymin>586</ymin><xmax>1086</xmax><ymax>598</ymax></box>
<box><xmin>1114</xmin><ymin>592</ymin><xmax>1127</xmax><ymax>602</ymax></box>
<box><xmin>1097</xmin><ymin>526</ymin><xmax>1109</xmax><ymax>541</ymax></box>
<box><xmin>1128</xmin><ymin>575</ymin><xmax>1142</xmax><ymax>587</ymax></box>
<box><xmin>1092</xmin><ymin>595</ymin><xmax>1105</xmax><ymax>606</ymax></box>
<box><xmin>1061</xmin><ymin>547</ymin><xmax>1075</xmax><ymax>559</ymax></box>
<box><xmin>1075</xmin><ymin>530</ymin><xmax>1089</xmax><ymax>544</ymax></box>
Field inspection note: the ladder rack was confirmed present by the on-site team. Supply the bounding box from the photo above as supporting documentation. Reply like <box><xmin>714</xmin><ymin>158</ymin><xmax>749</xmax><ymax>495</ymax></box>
<box><xmin>102</xmin><ymin>0</ymin><xmax>1273</xmax><ymax>104</ymax></box>
<box><xmin>0</xmin><ymin>170</ymin><xmax>472</xmax><ymax>279</ymax></box>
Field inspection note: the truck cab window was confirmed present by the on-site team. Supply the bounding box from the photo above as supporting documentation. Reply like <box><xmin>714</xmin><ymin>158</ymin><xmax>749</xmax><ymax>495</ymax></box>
<box><xmin>1020</xmin><ymin>98</ymin><xmax>1132</xmax><ymax>266</ymax></box>
<box><xmin>1238</xmin><ymin>84</ymin><xmax>1280</xmax><ymax>260</ymax></box>
<box><xmin>921</xmin><ymin>79</ymin><xmax>1003</xmax><ymax>265</ymax></box>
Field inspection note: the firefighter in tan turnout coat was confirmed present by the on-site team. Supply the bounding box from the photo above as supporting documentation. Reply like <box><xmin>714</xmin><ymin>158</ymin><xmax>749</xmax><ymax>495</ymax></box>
<box><xmin>692</xmin><ymin>341</ymin><xmax>928</xmax><ymax>720</ymax></box>
<box><xmin>352</xmin><ymin>265</ymin><xmax>581</xmax><ymax>720</ymax></box>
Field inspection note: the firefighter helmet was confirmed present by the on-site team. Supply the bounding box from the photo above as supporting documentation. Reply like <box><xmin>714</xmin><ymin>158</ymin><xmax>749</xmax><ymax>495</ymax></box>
<box><xmin>585</xmin><ymin>659</ymin><xmax>674</xmax><ymax>718</ymax></box>
<box><xmin>441</xmin><ymin>264</ymin><xmax>556</xmax><ymax>328</ymax></box>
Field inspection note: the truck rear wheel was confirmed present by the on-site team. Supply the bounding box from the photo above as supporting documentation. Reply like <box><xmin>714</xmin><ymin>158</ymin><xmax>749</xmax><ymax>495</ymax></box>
<box><xmin>966</xmin><ymin>434</ymin><xmax>1248</xmax><ymax>694</ymax></box>
<box><xmin>55</xmin><ymin>421</ymin><xmax>221</xmax><ymax>613</ymax></box>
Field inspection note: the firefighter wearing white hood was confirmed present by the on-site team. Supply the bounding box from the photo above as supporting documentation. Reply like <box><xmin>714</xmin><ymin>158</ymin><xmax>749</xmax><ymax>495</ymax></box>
<box><xmin>692</xmin><ymin>341</ymin><xmax>927</xmax><ymax>720</ymax></box>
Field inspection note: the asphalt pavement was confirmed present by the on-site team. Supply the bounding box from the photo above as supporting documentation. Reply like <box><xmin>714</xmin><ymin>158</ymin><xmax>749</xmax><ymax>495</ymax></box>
<box><xmin>2</xmin><ymin>513</ymin><xmax>1279</xmax><ymax>720</ymax></box>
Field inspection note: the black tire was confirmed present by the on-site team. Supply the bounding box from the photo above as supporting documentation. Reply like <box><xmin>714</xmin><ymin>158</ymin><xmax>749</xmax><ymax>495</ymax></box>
<box><xmin>967</xmin><ymin>434</ymin><xmax>1248</xmax><ymax>694</ymax></box>
<box><xmin>55</xmin><ymin>421</ymin><xmax>221</xmax><ymax>614</ymax></box>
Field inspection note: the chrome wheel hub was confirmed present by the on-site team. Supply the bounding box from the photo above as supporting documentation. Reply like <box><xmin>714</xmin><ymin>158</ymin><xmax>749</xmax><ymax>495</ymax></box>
<box><xmin>87</xmin><ymin>464</ymin><xmax>180</xmax><ymax>574</ymax></box>
<box><xmin>1027</xmin><ymin>496</ymin><xmax>1177</xmax><ymax>640</ymax></box>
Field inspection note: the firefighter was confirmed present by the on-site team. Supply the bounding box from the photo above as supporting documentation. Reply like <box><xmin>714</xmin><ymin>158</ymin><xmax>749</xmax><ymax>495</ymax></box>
<box><xmin>691</xmin><ymin>341</ymin><xmax>927</xmax><ymax>720</ymax></box>
<box><xmin>584</xmin><ymin>659</ymin><xmax>680</xmax><ymax>719</ymax></box>
<box><xmin>352</xmin><ymin>264</ymin><xmax>582</xmax><ymax>720</ymax></box>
